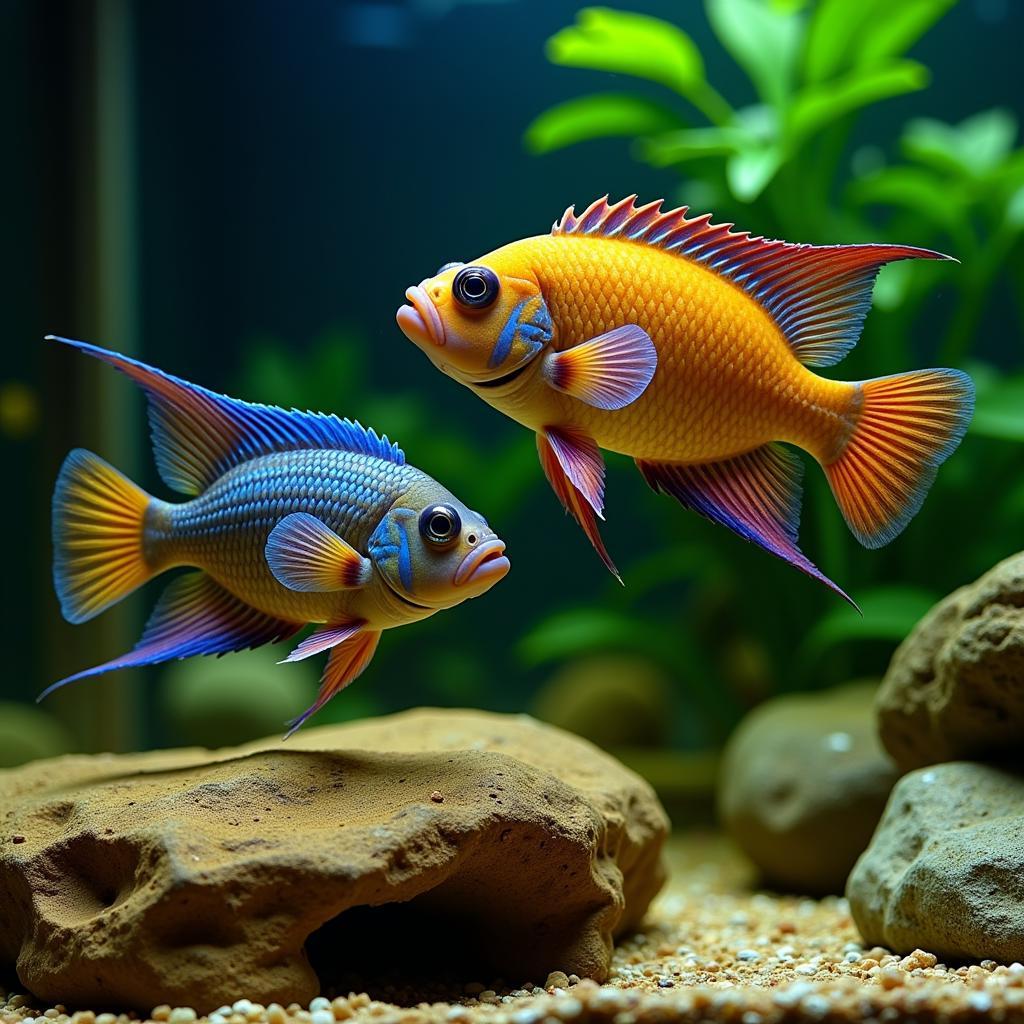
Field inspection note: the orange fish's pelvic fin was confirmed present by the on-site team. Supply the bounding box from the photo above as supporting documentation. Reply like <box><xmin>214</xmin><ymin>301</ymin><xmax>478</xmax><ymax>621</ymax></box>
<box><xmin>285</xmin><ymin>628</ymin><xmax>381</xmax><ymax>737</ymax></box>
<box><xmin>824</xmin><ymin>369</ymin><xmax>974</xmax><ymax>549</ymax></box>
<box><xmin>637</xmin><ymin>444</ymin><xmax>855</xmax><ymax>607</ymax></box>
<box><xmin>39</xmin><ymin>572</ymin><xmax>300</xmax><ymax>701</ymax></box>
<box><xmin>266</xmin><ymin>512</ymin><xmax>372</xmax><ymax>592</ymax></box>
<box><xmin>541</xmin><ymin>324</ymin><xmax>658</xmax><ymax>410</ymax></box>
<box><xmin>537</xmin><ymin>426</ymin><xmax>621</xmax><ymax>583</ymax></box>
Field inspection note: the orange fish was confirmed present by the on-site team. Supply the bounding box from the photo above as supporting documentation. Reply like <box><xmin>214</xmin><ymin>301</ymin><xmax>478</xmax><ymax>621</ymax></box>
<box><xmin>397</xmin><ymin>195</ymin><xmax>974</xmax><ymax>602</ymax></box>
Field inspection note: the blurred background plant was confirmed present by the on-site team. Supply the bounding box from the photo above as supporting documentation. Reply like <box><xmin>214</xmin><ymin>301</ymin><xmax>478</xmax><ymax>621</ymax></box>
<box><xmin>5</xmin><ymin>0</ymin><xmax>1022</xmax><ymax>781</ymax></box>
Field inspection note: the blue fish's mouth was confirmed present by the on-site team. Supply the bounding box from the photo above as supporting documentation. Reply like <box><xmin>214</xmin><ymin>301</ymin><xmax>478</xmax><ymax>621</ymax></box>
<box><xmin>454</xmin><ymin>538</ymin><xmax>509</xmax><ymax>588</ymax></box>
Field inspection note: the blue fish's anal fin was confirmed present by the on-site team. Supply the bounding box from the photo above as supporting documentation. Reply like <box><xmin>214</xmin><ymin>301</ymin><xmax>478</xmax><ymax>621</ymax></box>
<box><xmin>537</xmin><ymin>426</ymin><xmax>620</xmax><ymax>583</ymax></box>
<box><xmin>284</xmin><ymin>629</ymin><xmax>381</xmax><ymax>738</ymax></box>
<box><xmin>39</xmin><ymin>572</ymin><xmax>300</xmax><ymax>701</ymax></box>
<box><xmin>46</xmin><ymin>336</ymin><xmax>405</xmax><ymax>496</ymax></box>
<box><xmin>636</xmin><ymin>444</ymin><xmax>855</xmax><ymax>607</ymax></box>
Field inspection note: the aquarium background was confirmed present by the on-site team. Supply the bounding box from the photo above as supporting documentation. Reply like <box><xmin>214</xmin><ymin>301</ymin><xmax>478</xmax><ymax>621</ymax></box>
<box><xmin>3</xmin><ymin>1</ymin><xmax>1023</xmax><ymax>795</ymax></box>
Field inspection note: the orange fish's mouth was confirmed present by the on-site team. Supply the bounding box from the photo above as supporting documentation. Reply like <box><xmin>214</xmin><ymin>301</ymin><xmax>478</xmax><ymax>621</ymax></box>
<box><xmin>454</xmin><ymin>538</ymin><xmax>509</xmax><ymax>588</ymax></box>
<box><xmin>397</xmin><ymin>285</ymin><xmax>445</xmax><ymax>347</ymax></box>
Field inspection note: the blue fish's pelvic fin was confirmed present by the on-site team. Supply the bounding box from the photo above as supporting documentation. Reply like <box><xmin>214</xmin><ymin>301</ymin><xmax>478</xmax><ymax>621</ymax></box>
<box><xmin>637</xmin><ymin>444</ymin><xmax>855</xmax><ymax>607</ymax></box>
<box><xmin>541</xmin><ymin>324</ymin><xmax>657</xmax><ymax>410</ymax></box>
<box><xmin>46</xmin><ymin>336</ymin><xmax>405</xmax><ymax>496</ymax></box>
<box><xmin>554</xmin><ymin>197</ymin><xmax>955</xmax><ymax>367</ymax></box>
<box><xmin>39</xmin><ymin>572</ymin><xmax>299</xmax><ymax>701</ymax></box>
<box><xmin>266</xmin><ymin>513</ymin><xmax>372</xmax><ymax>592</ymax></box>
<box><xmin>285</xmin><ymin>629</ymin><xmax>381</xmax><ymax>738</ymax></box>
<box><xmin>52</xmin><ymin>448</ymin><xmax>154</xmax><ymax>624</ymax></box>
<box><xmin>537</xmin><ymin>426</ymin><xmax>620</xmax><ymax>583</ymax></box>
<box><xmin>279</xmin><ymin>620</ymin><xmax>365</xmax><ymax>663</ymax></box>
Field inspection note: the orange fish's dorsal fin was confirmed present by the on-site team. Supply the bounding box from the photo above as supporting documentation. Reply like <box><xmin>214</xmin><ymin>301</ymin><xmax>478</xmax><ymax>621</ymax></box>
<box><xmin>552</xmin><ymin>197</ymin><xmax>955</xmax><ymax>368</ymax></box>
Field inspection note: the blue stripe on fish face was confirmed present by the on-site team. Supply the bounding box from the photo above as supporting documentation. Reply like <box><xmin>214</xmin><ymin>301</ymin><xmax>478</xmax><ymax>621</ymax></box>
<box><xmin>397</xmin><ymin>521</ymin><xmax>413</xmax><ymax>591</ymax></box>
<box><xmin>489</xmin><ymin>298</ymin><xmax>529</xmax><ymax>369</ymax></box>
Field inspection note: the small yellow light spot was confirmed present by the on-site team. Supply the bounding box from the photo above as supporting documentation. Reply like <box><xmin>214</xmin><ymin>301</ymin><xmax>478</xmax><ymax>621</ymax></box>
<box><xmin>0</xmin><ymin>380</ymin><xmax>39</xmax><ymax>439</ymax></box>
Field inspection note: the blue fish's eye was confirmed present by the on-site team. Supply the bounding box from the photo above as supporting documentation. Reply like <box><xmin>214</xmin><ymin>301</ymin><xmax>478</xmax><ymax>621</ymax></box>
<box><xmin>419</xmin><ymin>504</ymin><xmax>461</xmax><ymax>546</ymax></box>
<box><xmin>453</xmin><ymin>266</ymin><xmax>500</xmax><ymax>310</ymax></box>
<box><xmin>437</xmin><ymin>261</ymin><xmax>464</xmax><ymax>275</ymax></box>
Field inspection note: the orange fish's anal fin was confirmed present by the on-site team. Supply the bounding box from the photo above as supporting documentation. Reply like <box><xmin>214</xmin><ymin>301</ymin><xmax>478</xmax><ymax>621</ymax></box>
<box><xmin>541</xmin><ymin>324</ymin><xmax>657</xmax><ymax>410</ymax></box>
<box><xmin>637</xmin><ymin>444</ymin><xmax>855</xmax><ymax>607</ymax></box>
<box><xmin>39</xmin><ymin>572</ymin><xmax>300</xmax><ymax>701</ymax></box>
<box><xmin>537</xmin><ymin>426</ymin><xmax>621</xmax><ymax>583</ymax></box>
<box><xmin>285</xmin><ymin>628</ymin><xmax>381</xmax><ymax>738</ymax></box>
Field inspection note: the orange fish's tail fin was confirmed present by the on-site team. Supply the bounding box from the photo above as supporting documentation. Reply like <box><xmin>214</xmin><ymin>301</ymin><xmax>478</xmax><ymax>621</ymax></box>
<box><xmin>824</xmin><ymin>369</ymin><xmax>974</xmax><ymax>549</ymax></box>
<box><xmin>52</xmin><ymin>448</ymin><xmax>157</xmax><ymax>624</ymax></box>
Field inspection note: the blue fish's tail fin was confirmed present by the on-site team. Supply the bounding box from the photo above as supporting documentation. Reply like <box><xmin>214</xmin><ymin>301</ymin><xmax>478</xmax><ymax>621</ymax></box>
<box><xmin>824</xmin><ymin>369</ymin><xmax>975</xmax><ymax>549</ymax></box>
<box><xmin>52</xmin><ymin>448</ymin><xmax>156</xmax><ymax>624</ymax></box>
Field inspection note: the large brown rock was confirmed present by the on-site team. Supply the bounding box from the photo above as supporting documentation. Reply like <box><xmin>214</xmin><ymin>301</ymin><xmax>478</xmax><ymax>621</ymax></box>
<box><xmin>717</xmin><ymin>682</ymin><xmax>897</xmax><ymax>895</ymax></box>
<box><xmin>0</xmin><ymin>709</ymin><xmax>668</xmax><ymax>1012</ymax></box>
<box><xmin>847</xmin><ymin>761</ymin><xmax>1024</xmax><ymax>962</ymax></box>
<box><xmin>876</xmin><ymin>552</ymin><xmax>1024</xmax><ymax>771</ymax></box>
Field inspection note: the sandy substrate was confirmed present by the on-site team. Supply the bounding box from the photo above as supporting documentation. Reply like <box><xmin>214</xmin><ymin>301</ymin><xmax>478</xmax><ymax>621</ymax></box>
<box><xmin>3</xmin><ymin>833</ymin><xmax>1022</xmax><ymax>1024</ymax></box>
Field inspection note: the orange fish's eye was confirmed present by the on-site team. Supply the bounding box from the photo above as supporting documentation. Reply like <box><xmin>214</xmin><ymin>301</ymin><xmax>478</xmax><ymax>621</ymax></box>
<box><xmin>452</xmin><ymin>266</ymin><xmax>500</xmax><ymax>310</ymax></box>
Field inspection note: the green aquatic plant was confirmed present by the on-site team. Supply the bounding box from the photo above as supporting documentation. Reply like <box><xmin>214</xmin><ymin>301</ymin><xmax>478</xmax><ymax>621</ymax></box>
<box><xmin>527</xmin><ymin>1</ymin><xmax>954</xmax><ymax>233</ymax></box>
<box><xmin>521</xmin><ymin>1</ymin><xmax>1024</xmax><ymax>734</ymax></box>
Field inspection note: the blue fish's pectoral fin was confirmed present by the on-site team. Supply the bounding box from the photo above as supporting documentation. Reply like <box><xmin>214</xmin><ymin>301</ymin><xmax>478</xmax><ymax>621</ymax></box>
<box><xmin>541</xmin><ymin>324</ymin><xmax>657</xmax><ymax>410</ymax></box>
<box><xmin>39</xmin><ymin>572</ymin><xmax>300</xmax><ymax>701</ymax></box>
<box><xmin>46</xmin><ymin>335</ymin><xmax>404</xmax><ymax>497</ymax></box>
<box><xmin>537</xmin><ymin>426</ymin><xmax>621</xmax><ymax>583</ymax></box>
<box><xmin>636</xmin><ymin>444</ymin><xmax>855</xmax><ymax>607</ymax></box>
<box><xmin>284</xmin><ymin>629</ymin><xmax>381</xmax><ymax>738</ymax></box>
<box><xmin>266</xmin><ymin>513</ymin><xmax>372</xmax><ymax>592</ymax></box>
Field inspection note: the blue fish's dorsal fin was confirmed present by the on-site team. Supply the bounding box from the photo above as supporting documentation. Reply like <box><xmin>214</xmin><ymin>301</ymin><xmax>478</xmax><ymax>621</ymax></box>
<box><xmin>552</xmin><ymin>197</ymin><xmax>954</xmax><ymax>368</ymax></box>
<box><xmin>47</xmin><ymin>337</ymin><xmax>405</xmax><ymax>495</ymax></box>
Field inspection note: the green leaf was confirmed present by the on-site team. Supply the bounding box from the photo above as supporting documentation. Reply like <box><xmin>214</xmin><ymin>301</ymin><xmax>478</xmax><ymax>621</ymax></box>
<box><xmin>546</xmin><ymin>8</ymin><xmax>706</xmax><ymax>99</ymax></box>
<box><xmin>903</xmin><ymin>110</ymin><xmax>1019</xmax><ymax>178</ymax></box>
<box><xmin>854</xmin><ymin>0</ymin><xmax>957</xmax><ymax>68</ymax></box>
<box><xmin>803</xmin><ymin>0</ymin><xmax>886</xmax><ymax>83</ymax></box>
<box><xmin>850</xmin><ymin>166</ymin><xmax>964</xmax><ymax>233</ymax></box>
<box><xmin>524</xmin><ymin>93</ymin><xmax>683</xmax><ymax>155</ymax></box>
<box><xmin>803</xmin><ymin>0</ymin><xmax>951</xmax><ymax>82</ymax></box>
<box><xmin>636</xmin><ymin>126</ymin><xmax>747</xmax><ymax>167</ymax></box>
<box><xmin>1006</xmin><ymin>184</ymin><xmax>1024</xmax><ymax>230</ymax></box>
<box><xmin>518</xmin><ymin>608</ymin><xmax>678</xmax><ymax>667</ymax></box>
<box><xmin>727</xmin><ymin>146</ymin><xmax>783</xmax><ymax>201</ymax></box>
<box><xmin>788</xmin><ymin>60</ymin><xmax>929</xmax><ymax>145</ymax></box>
<box><xmin>799</xmin><ymin>585</ymin><xmax>938</xmax><ymax>668</ymax></box>
<box><xmin>970</xmin><ymin>374</ymin><xmax>1024</xmax><ymax>441</ymax></box>
<box><xmin>706</xmin><ymin>0</ymin><xmax>801</xmax><ymax>109</ymax></box>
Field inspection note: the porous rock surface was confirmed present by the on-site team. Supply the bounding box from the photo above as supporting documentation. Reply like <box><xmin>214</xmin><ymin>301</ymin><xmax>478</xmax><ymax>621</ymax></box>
<box><xmin>717</xmin><ymin>681</ymin><xmax>897</xmax><ymax>895</ymax></box>
<box><xmin>0</xmin><ymin>709</ymin><xmax>668</xmax><ymax>1012</ymax></box>
<box><xmin>876</xmin><ymin>551</ymin><xmax>1024</xmax><ymax>771</ymax></box>
<box><xmin>848</xmin><ymin>761</ymin><xmax>1024</xmax><ymax>962</ymax></box>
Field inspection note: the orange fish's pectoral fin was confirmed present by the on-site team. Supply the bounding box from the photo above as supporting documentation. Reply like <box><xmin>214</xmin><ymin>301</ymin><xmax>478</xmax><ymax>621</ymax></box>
<box><xmin>266</xmin><ymin>512</ymin><xmax>372</xmax><ymax>592</ymax></box>
<box><xmin>537</xmin><ymin>426</ymin><xmax>621</xmax><ymax>583</ymax></box>
<box><xmin>39</xmin><ymin>572</ymin><xmax>300</xmax><ymax>702</ymax></box>
<box><xmin>284</xmin><ymin>627</ymin><xmax>381</xmax><ymax>738</ymax></box>
<box><xmin>636</xmin><ymin>444</ymin><xmax>855</xmax><ymax>607</ymax></box>
<box><xmin>541</xmin><ymin>325</ymin><xmax>657</xmax><ymax>410</ymax></box>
